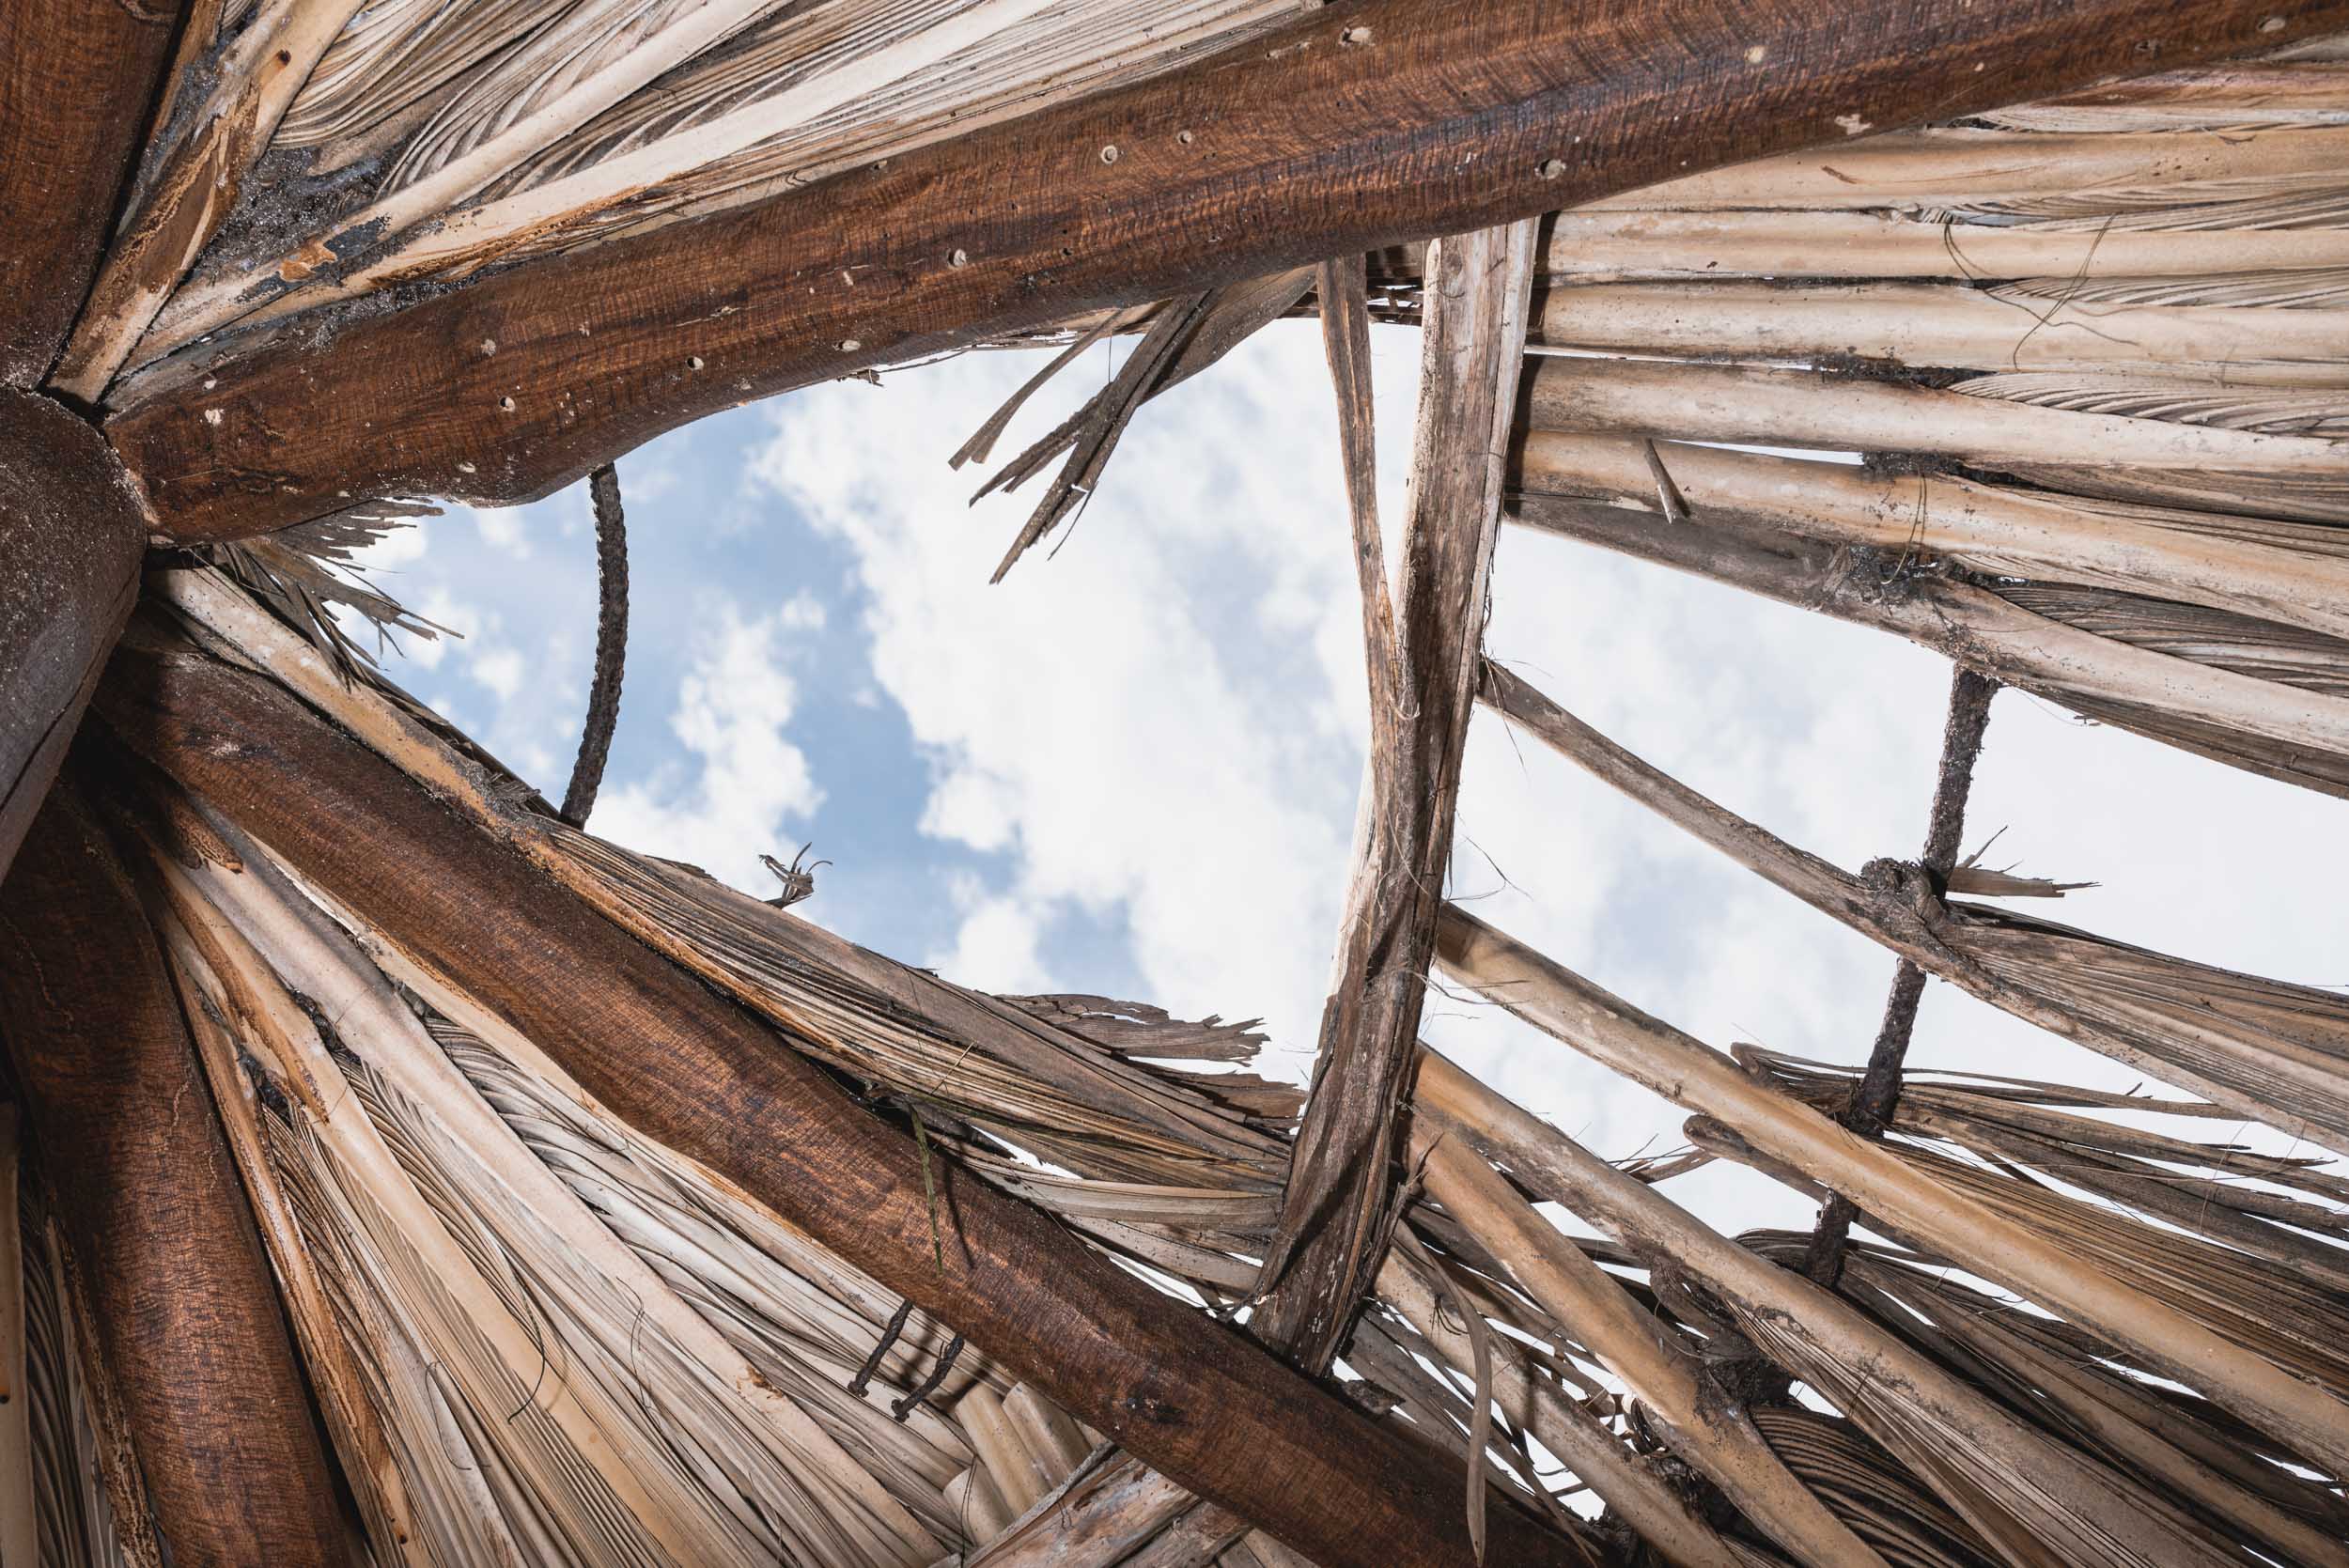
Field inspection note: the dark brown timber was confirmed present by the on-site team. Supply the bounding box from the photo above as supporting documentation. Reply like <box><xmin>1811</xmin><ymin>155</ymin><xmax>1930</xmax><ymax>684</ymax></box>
<box><xmin>0</xmin><ymin>781</ymin><xmax>348</xmax><ymax>1566</ymax></box>
<box><xmin>94</xmin><ymin>629</ymin><xmax>1603</xmax><ymax>1568</ymax></box>
<box><xmin>106</xmin><ymin>0</ymin><xmax>2349</xmax><ymax>543</ymax></box>
<box><xmin>0</xmin><ymin>392</ymin><xmax>148</xmax><ymax>879</ymax></box>
<box><xmin>1803</xmin><ymin>667</ymin><xmax>1998</xmax><ymax>1286</ymax></box>
<box><xmin>0</xmin><ymin>0</ymin><xmax>184</xmax><ymax>385</ymax></box>
<box><xmin>1254</xmin><ymin>222</ymin><xmax>1536</xmax><ymax>1367</ymax></box>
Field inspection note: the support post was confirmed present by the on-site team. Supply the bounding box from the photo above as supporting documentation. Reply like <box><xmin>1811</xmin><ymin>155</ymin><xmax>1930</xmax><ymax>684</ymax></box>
<box><xmin>0</xmin><ymin>780</ymin><xmax>349</xmax><ymax>1565</ymax></box>
<box><xmin>1254</xmin><ymin>220</ymin><xmax>1536</xmax><ymax>1365</ymax></box>
<box><xmin>0</xmin><ymin>392</ymin><xmax>147</xmax><ymax>881</ymax></box>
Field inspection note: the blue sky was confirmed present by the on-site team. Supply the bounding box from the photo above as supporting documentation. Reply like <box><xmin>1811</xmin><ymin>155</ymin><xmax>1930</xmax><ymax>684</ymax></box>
<box><xmin>357</xmin><ymin>319</ymin><xmax>2349</xmax><ymax>1239</ymax></box>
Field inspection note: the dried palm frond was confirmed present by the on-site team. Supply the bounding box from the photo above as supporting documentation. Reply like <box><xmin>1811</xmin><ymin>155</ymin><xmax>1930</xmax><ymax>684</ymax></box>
<box><xmin>1515</xmin><ymin>429</ymin><xmax>2349</xmax><ymax>642</ymax></box>
<box><xmin>141</xmin><ymin>0</ymin><xmax>1303</xmax><ymax>363</ymax></box>
<box><xmin>1535</xmin><ymin>282</ymin><xmax>2349</xmax><ymax>388</ymax></box>
<box><xmin>1950</xmin><ymin>373</ymin><xmax>2349</xmax><ymax>437</ymax></box>
<box><xmin>153</xmin><ymin>828</ymin><xmax>947</xmax><ymax>1568</ymax></box>
<box><xmin>1991</xmin><ymin>269</ymin><xmax>2349</xmax><ymax>308</ymax></box>
<box><xmin>379</xmin><ymin>0</ymin><xmax>770</xmax><ymax>194</ymax></box>
<box><xmin>1536</xmin><ymin>210</ymin><xmax>2349</xmax><ymax>282</ymax></box>
<box><xmin>1747</xmin><ymin>1408</ymin><xmax>2001</xmax><ymax>1568</ymax></box>
<box><xmin>1410</xmin><ymin>1127</ymin><xmax>1880</xmax><ymax>1568</ymax></box>
<box><xmin>1972</xmin><ymin>59</ymin><xmax>2349</xmax><ymax>130</ymax></box>
<box><xmin>154</xmin><ymin>566</ymin><xmax>1286</xmax><ymax>1188</ymax></box>
<box><xmin>1579</xmin><ymin>125</ymin><xmax>2349</xmax><ymax>214</ymax></box>
<box><xmin>207</xmin><ymin>502</ymin><xmax>446</xmax><ymax>681</ymax></box>
<box><xmin>276</xmin><ymin>0</ymin><xmax>567</xmax><ymax>163</ymax></box>
<box><xmin>1732</xmin><ymin>1232</ymin><xmax>2349</xmax><ymax>1562</ymax></box>
<box><xmin>494</xmin><ymin>0</ymin><xmax>1306</xmax><ymax>205</ymax></box>
<box><xmin>1431</xmin><ymin>901</ymin><xmax>2349</xmax><ymax>1478</ymax></box>
<box><xmin>16</xmin><ymin>1177</ymin><xmax>138</xmax><ymax>1568</ymax></box>
<box><xmin>1413</xmin><ymin>1052</ymin><xmax>2257</xmax><ymax>1568</ymax></box>
<box><xmin>971</xmin><ymin>267</ymin><xmax>1316</xmax><ymax>581</ymax></box>
<box><xmin>1745</xmin><ymin>1052</ymin><xmax>2349</xmax><ymax>1277</ymax></box>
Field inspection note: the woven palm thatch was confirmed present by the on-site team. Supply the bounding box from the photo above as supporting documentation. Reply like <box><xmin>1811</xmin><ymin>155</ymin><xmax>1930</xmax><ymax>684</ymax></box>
<box><xmin>4</xmin><ymin>3</ymin><xmax>2349</xmax><ymax>1567</ymax></box>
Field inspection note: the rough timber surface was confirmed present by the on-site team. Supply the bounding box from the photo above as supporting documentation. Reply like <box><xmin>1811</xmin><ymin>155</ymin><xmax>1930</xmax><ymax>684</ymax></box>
<box><xmin>0</xmin><ymin>0</ymin><xmax>184</xmax><ymax>384</ymax></box>
<box><xmin>1254</xmin><ymin>222</ymin><xmax>1534</xmax><ymax>1366</ymax></box>
<box><xmin>0</xmin><ymin>391</ymin><xmax>147</xmax><ymax>879</ymax></box>
<box><xmin>0</xmin><ymin>783</ymin><xmax>348</xmax><ymax>1566</ymax></box>
<box><xmin>108</xmin><ymin>0</ymin><xmax>2349</xmax><ymax>543</ymax></box>
<box><xmin>96</xmin><ymin>631</ymin><xmax>1603</xmax><ymax>1568</ymax></box>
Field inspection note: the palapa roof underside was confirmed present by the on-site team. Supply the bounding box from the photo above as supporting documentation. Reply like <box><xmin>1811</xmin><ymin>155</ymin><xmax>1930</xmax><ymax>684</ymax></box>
<box><xmin>4</xmin><ymin>2</ymin><xmax>2349</xmax><ymax>1566</ymax></box>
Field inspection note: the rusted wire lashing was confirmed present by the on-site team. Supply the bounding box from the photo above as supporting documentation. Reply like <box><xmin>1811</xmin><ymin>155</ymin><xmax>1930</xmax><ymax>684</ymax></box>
<box><xmin>561</xmin><ymin>462</ymin><xmax>629</xmax><ymax>827</ymax></box>
<box><xmin>1803</xmin><ymin>666</ymin><xmax>1999</xmax><ymax>1287</ymax></box>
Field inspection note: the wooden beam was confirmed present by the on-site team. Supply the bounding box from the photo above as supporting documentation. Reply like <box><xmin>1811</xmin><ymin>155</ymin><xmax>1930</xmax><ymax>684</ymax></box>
<box><xmin>0</xmin><ymin>0</ymin><xmax>184</xmax><ymax>385</ymax></box>
<box><xmin>94</xmin><ymin>629</ymin><xmax>1599</xmax><ymax>1568</ymax></box>
<box><xmin>0</xmin><ymin>781</ymin><xmax>349</xmax><ymax>1565</ymax></box>
<box><xmin>0</xmin><ymin>391</ymin><xmax>147</xmax><ymax>881</ymax></box>
<box><xmin>104</xmin><ymin>0</ymin><xmax>2349</xmax><ymax>543</ymax></box>
<box><xmin>1253</xmin><ymin>221</ymin><xmax>1535</xmax><ymax>1365</ymax></box>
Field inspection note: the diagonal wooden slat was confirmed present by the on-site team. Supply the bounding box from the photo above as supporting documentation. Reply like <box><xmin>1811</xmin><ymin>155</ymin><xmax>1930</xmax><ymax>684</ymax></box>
<box><xmin>101</xmin><ymin>0</ymin><xmax>2349</xmax><ymax>542</ymax></box>
<box><xmin>1429</xmin><ymin>899</ymin><xmax>2349</xmax><ymax>1483</ymax></box>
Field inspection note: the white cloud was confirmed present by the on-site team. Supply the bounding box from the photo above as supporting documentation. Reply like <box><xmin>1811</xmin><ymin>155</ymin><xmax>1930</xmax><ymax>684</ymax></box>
<box><xmin>589</xmin><ymin>601</ymin><xmax>824</xmax><ymax>892</ymax></box>
<box><xmin>349</xmin><ymin>313</ymin><xmax>2348</xmax><ymax>1260</ymax></box>
<box><xmin>751</xmin><ymin>329</ymin><xmax>1419</xmax><ymax>1047</ymax></box>
<box><xmin>471</xmin><ymin>646</ymin><xmax>525</xmax><ymax>702</ymax></box>
<box><xmin>474</xmin><ymin>502</ymin><xmax>534</xmax><ymax>558</ymax></box>
<box><xmin>931</xmin><ymin>881</ymin><xmax>1056</xmax><ymax>995</ymax></box>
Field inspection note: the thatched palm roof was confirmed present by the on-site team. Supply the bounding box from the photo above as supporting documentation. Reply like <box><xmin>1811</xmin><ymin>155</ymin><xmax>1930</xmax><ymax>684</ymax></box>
<box><xmin>4</xmin><ymin>2</ymin><xmax>2349</xmax><ymax>1565</ymax></box>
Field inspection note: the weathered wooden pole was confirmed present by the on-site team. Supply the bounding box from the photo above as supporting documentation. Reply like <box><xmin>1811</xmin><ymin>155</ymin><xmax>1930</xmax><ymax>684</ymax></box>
<box><xmin>106</xmin><ymin>0</ymin><xmax>2349</xmax><ymax>543</ymax></box>
<box><xmin>95</xmin><ymin>628</ymin><xmax>1604</xmax><ymax>1568</ymax></box>
<box><xmin>0</xmin><ymin>0</ymin><xmax>187</xmax><ymax>385</ymax></box>
<box><xmin>1254</xmin><ymin>221</ymin><xmax>1536</xmax><ymax>1365</ymax></box>
<box><xmin>0</xmin><ymin>781</ymin><xmax>350</xmax><ymax>1566</ymax></box>
<box><xmin>0</xmin><ymin>393</ymin><xmax>147</xmax><ymax>880</ymax></box>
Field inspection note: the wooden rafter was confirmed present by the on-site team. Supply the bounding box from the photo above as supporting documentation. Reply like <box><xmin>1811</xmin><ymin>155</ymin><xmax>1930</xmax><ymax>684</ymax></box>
<box><xmin>94</xmin><ymin>623</ymin><xmax>1597</xmax><ymax>1568</ymax></box>
<box><xmin>1253</xmin><ymin>220</ymin><xmax>1536</xmax><ymax>1366</ymax></box>
<box><xmin>0</xmin><ymin>391</ymin><xmax>147</xmax><ymax>881</ymax></box>
<box><xmin>0</xmin><ymin>780</ymin><xmax>349</xmax><ymax>1563</ymax></box>
<box><xmin>99</xmin><ymin>0</ymin><xmax>2347</xmax><ymax>543</ymax></box>
<box><xmin>0</xmin><ymin>0</ymin><xmax>185</xmax><ymax>385</ymax></box>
